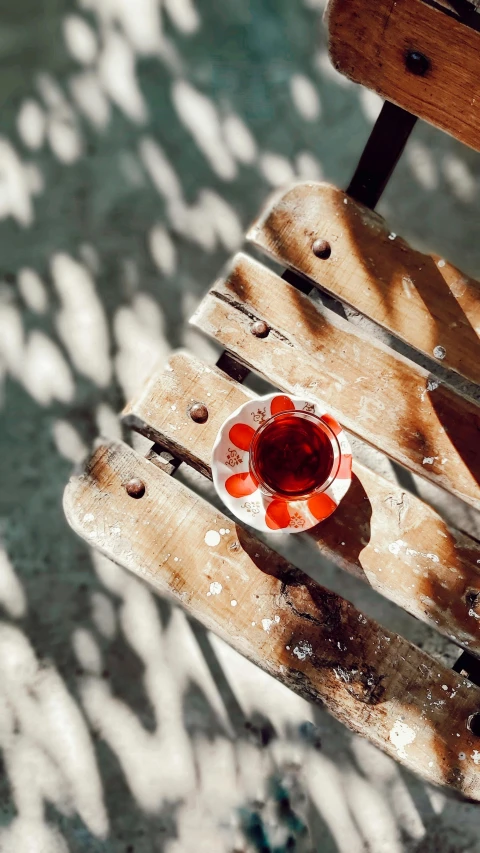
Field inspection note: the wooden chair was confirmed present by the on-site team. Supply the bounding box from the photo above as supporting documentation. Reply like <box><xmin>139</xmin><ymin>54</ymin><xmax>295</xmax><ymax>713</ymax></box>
<box><xmin>64</xmin><ymin>0</ymin><xmax>480</xmax><ymax>799</ymax></box>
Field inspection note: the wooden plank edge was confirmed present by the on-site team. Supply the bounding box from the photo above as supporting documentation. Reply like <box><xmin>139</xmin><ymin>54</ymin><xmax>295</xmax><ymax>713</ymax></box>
<box><xmin>63</xmin><ymin>438</ymin><xmax>480</xmax><ymax>800</ymax></box>
<box><xmin>190</xmin><ymin>252</ymin><xmax>480</xmax><ymax>512</ymax></box>
<box><xmin>120</xmin><ymin>349</ymin><xmax>480</xmax><ymax>658</ymax></box>
<box><xmin>246</xmin><ymin>181</ymin><xmax>480</xmax><ymax>388</ymax></box>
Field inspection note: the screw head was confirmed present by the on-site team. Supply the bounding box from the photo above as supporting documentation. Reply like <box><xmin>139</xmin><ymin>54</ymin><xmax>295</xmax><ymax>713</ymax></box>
<box><xmin>250</xmin><ymin>320</ymin><xmax>270</xmax><ymax>338</ymax></box>
<box><xmin>189</xmin><ymin>402</ymin><xmax>209</xmax><ymax>423</ymax></box>
<box><xmin>467</xmin><ymin>713</ymin><xmax>480</xmax><ymax>737</ymax></box>
<box><xmin>405</xmin><ymin>50</ymin><xmax>430</xmax><ymax>76</ymax></box>
<box><xmin>312</xmin><ymin>239</ymin><xmax>332</xmax><ymax>260</ymax></box>
<box><xmin>125</xmin><ymin>478</ymin><xmax>145</xmax><ymax>499</ymax></box>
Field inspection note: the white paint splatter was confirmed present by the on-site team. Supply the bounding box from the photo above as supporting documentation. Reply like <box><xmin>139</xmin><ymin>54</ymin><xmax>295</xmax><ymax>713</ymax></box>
<box><xmin>388</xmin><ymin>539</ymin><xmax>407</xmax><ymax>555</ymax></box>
<box><xmin>83</xmin><ymin>513</ymin><xmax>94</xmax><ymax>522</ymax></box>
<box><xmin>209</xmin><ymin>581</ymin><xmax>222</xmax><ymax>596</ymax></box>
<box><xmin>459</xmin><ymin>752</ymin><xmax>466</xmax><ymax>761</ymax></box>
<box><xmin>472</xmin><ymin>750</ymin><xmax>480</xmax><ymax>765</ymax></box>
<box><xmin>231</xmin><ymin>600</ymin><xmax>237</xmax><ymax>607</ymax></box>
<box><xmin>293</xmin><ymin>640</ymin><xmax>313</xmax><ymax>660</ymax></box>
<box><xmin>261</xmin><ymin>614</ymin><xmax>280</xmax><ymax>632</ymax></box>
<box><xmin>433</xmin><ymin>345</ymin><xmax>446</xmax><ymax>359</ymax></box>
<box><xmin>219</xmin><ymin>528</ymin><xmax>226</xmax><ymax>535</ymax></box>
<box><xmin>388</xmin><ymin>232</ymin><xmax>396</xmax><ymax>240</ymax></box>
<box><xmin>204</xmin><ymin>530</ymin><xmax>221</xmax><ymax>547</ymax></box>
<box><xmin>441</xmin><ymin>684</ymin><xmax>448</xmax><ymax>691</ymax></box>
<box><xmin>437</xmin><ymin>259</ymin><xmax>446</xmax><ymax>268</ymax></box>
<box><xmin>389</xmin><ymin>720</ymin><xmax>416</xmax><ymax>759</ymax></box>
<box><xmin>422</xmin><ymin>457</ymin><xmax>437</xmax><ymax>466</ymax></box>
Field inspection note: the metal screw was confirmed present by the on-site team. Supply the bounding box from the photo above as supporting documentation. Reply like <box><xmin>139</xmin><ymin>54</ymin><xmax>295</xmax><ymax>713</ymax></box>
<box><xmin>405</xmin><ymin>50</ymin><xmax>430</xmax><ymax>76</ymax></box>
<box><xmin>466</xmin><ymin>588</ymin><xmax>480</xmax><ymax>614</ymax></box>
<box><xmin>125</xmin><ymin>478</ymin><xmax>145</xmax><ymax>499</ymax></box>
<box><xmin>312</xmin><ymin>239</ymin><xmax>331</xmax><ymax>260</ymax></box>
<box><xmin>189</xmin><ymin>402</ymin><xmax>209</xmax><ymax>423</ymax></box>
<box><xmin>250</xmin><ymin>320</ymin><xmax>270</xmax><ymax>338</ymax></box>
<box><xmin>467</xmin><ymin>713</ymin><xmax>480</xmax><ymax>737</ymax></box>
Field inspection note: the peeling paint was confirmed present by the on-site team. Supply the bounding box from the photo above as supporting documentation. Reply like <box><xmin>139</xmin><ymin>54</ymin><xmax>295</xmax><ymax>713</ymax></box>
<box><xmin>204</xmin><ymin>530</ymin><xmax>221</xmax><ymax>547</ymax></box>
<box><xmin>389</xmin><ymin>720</ymin><xmax>416</xmax><ymax>759</ymax></box>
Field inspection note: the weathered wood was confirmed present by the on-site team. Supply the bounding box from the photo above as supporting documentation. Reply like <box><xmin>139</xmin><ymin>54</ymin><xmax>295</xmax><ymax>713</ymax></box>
<box><xmin>191</xmin><ymin>253</ymin><xmax>480</xmax><ymax>512</ymax></box>
<box><xmin>327</xmin><ymin>0</ymin><xmax>480</xmax><ymax>152</ymax></box>
<box><xmin>248</xmin><ymin>182</ymin><xmax>480</xmax><ymax>386</ymax></box>
<box><xmin>123</xmin><ymin>350</ymin><xmax>480</xmax><ymax>655</ymax></box>
<box><xmin>64</xmin><ymin>439</ymin><xmax>480</xmax><ymax>799</ymax></box>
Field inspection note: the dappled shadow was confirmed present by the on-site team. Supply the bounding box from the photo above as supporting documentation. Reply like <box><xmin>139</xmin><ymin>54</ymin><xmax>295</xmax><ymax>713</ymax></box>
<box><xmin>1</xmin><ymin>0</ymin><xmax>480</xmax><ymax>848</ymax></box>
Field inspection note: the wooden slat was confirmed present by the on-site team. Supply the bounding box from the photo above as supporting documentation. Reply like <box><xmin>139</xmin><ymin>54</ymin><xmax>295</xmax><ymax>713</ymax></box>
<box><xmin>327</xmin><ymin>0</ymin><xmax>480</xmax><ymax>152</ymax></box>
<box><xmin>123</xmin><ymin>350</ymin><xmax>480</xmax><ymax>655</ymax></box>
<box><xmin>190</xmin><ymin>253</ymin><xmax>480</xmax><ymax>511</ymax></box>
<box><xmin>248</xmin><ymin>182</ymin><xmax>480</xmax><ymax>386</ymax></box>
<box><xmin>64</xmin><ymin>439</ymin><xmax>480</xmax><ymax>799</ymax></box>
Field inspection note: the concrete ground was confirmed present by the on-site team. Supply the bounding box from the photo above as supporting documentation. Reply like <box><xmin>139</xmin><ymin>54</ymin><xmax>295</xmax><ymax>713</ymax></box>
<box><xmin>1</xmin><ymin>0</ymin><xmax>480</xmax><ymax>850</ymax></box>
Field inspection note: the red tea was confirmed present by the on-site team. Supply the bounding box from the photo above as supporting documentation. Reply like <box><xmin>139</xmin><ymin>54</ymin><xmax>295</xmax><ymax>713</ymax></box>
<box><xmin>250</xmin><ymin>412</ymin><xmax>336</xmax><ymax>498</ymax></box>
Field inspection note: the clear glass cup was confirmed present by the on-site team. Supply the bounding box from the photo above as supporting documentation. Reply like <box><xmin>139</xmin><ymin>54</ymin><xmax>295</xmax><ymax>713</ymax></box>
<box><xmin>249</xmin><ymin>410</ymin><xmax>341</xmax><ymax>501</ymax></box>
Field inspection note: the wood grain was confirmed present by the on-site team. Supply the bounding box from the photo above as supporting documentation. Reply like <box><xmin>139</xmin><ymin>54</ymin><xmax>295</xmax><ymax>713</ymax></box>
<box><xmin>64</xmin><ymin>439</ymin><xmax>480</xmax><ymax>799</ymax></box>
<box><xmin>123</xmin><ymin>350</ymin><xmax>480</xmax><ymax>655</ymax></box>
<box><xmin>327</xmin><ymin>0</ymin><xmax>480</xmax><ymax>152</ymax></box>
<box><xmin>248</xmin><ymin>182</ymin><xmax>480</xmax><ymax>386</ymax></box>
<box><xmin>191</xmin><ymin>253</ymin><xmax>480</xmax><ymax>511</ymax></box>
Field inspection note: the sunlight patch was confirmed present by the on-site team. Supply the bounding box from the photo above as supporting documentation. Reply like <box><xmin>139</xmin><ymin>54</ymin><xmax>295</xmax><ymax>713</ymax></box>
<box><xmin>223</xmin><ymin>113</ymin><xmax>257</xmax><ymax>164</ymax></box>
<box><xmin>442</xmin><ymin>153</ymin><xmax>476</xmax><ymax>204</ymax></box>
<box><xmin>405</xmin><ymin>140</ymin><xmax>438</xmax><ymax>191</ymax></box>
<box><xmin>149</xmin><ymin>224</ymin><xmax>177</xmax><ymax>276</ymax></box>
<box><xmin>63</xmin><ymin>15</ymin><xmax>98</xmax><ymax>64</ymax></box>
<box><xmin>52</xmin><ymin>419</ymin><xmax>88</xmax><ymax>464</ymax></box>
<box><xmin>172</xmin><ymin>80</ymin><xmax>236</xmax><ymax>180</ymax></box>
<box><xmin>163</xmin><ymin>0</ymin><xmax>200</xmax><ymax>33</ymax></box>
<box><xmin>72</xmin><ymin>628</ymin><xmax>103</xmax><ymax>675</ymax></box>
<box><xmin>98</xmin><ymin>30</ymin><xmax>147</xmax><ymax>124</ymax></box>
<box><xmin>69</xmin><ymin>72</ymin><xmax>111</xmax><ymax>130</ymax></box>
<box><xmin>290</xmin><ymin>74</ymin><xmax>321</xmax><ymax>121</ymax></box>
<box><xmin>51</xmin><ymin>253</ymin><xmax>111</xmax><ymax>388</ymax></box>
<box><xmin>259</xmin><ymin>152</ymin><xmax>295</xmax><ymax>187</ymax></box>
<box><xmin>0</xmin><ymin>546</ymin><xmax>27</xmax><ymax>618</ymax></box>
<box><xmin>0</xmin><ymin>139</ymin><xmax>35</xmax><ymax>226</ymax></box>
<box><xmin>16</xmin><ymin>100</ymin><xmax>46</xmax><ymax>150</ymax></box>
<box><xmin>17</xmin><ymin>268</ymin><xmax>48</xmax><ymax>314</ymax></box>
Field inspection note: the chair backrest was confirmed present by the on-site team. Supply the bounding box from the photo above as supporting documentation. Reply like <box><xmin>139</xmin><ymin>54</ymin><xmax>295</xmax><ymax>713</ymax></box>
<box><xmin>327</xmin><ymin>0</ymin><xmax>480</xmax><ymax>151</ymax></box>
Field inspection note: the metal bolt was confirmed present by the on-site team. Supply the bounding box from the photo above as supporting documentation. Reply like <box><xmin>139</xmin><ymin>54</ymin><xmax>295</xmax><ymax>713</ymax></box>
<box><xmin>312</xmin><ymin>239</ymin><xmax>332</xmax><ymax>260</ymax></box>
<box><xmin>189</xmin><ymin>402</ymin><xmax>208</xmax><ymax>423</ymax></box>
<box><xmin>125</xmin><ymin>478</ymin><xmax>145</xmax><ymax>498</ymax></box>
<box><xmin>250</xmin><ymin>320</ymin><xmax>270</xmax><ymax>338</ymax></box>
<box><xmin>467</xmin><ymin>713</ymin><xmax>480</xmax><ymax>737</ymax></box>
<box><xmin>466</xmin><ymin>588</ymin><xmax>480</xmax><ymax>614</ymax></box>
<box><xmin>405</xmin><ymin>50</ymin><xmax>430</xmax><ymax>76</ymax></box>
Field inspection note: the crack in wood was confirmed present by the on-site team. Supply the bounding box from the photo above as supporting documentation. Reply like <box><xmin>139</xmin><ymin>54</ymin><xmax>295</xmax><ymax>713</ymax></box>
<box><xmin>210</xmin><ymin>289</ymin><xmax>295</xmax><ymax>347</ymax></box>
